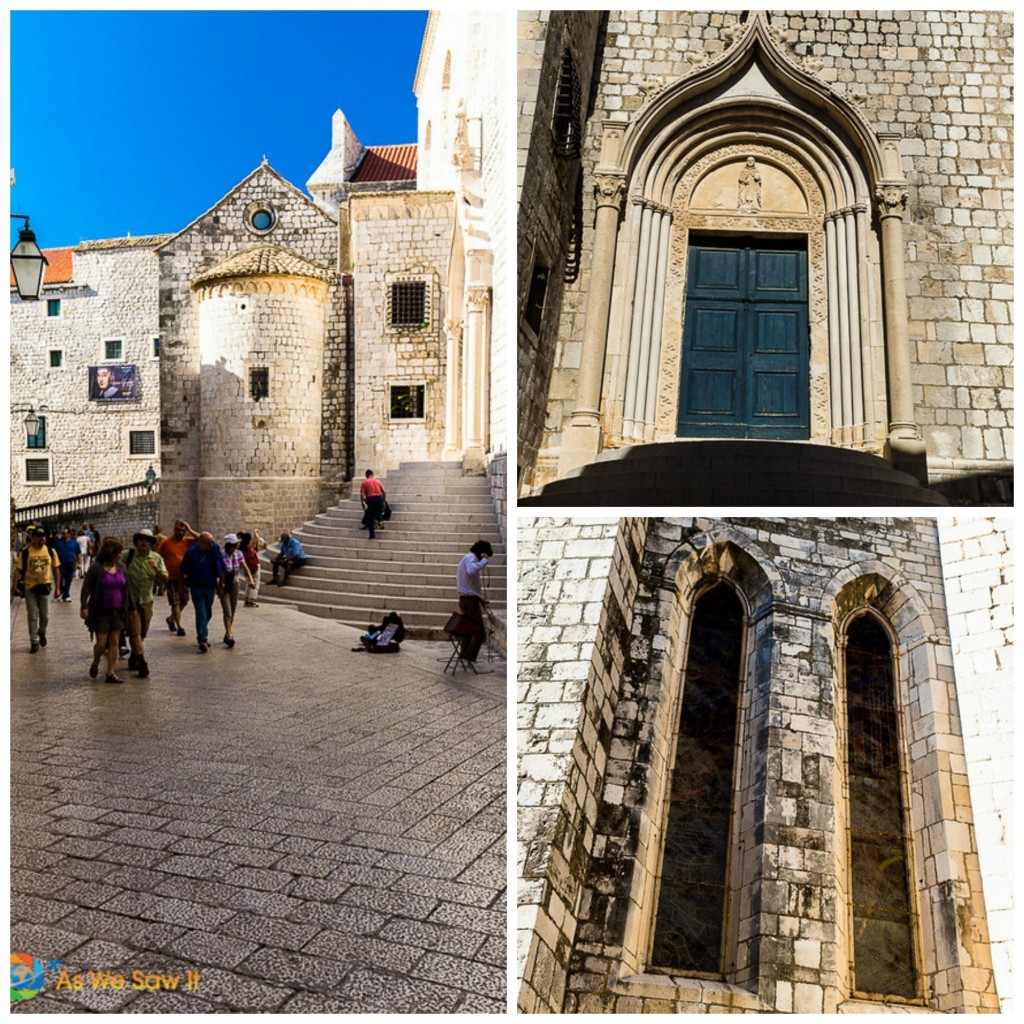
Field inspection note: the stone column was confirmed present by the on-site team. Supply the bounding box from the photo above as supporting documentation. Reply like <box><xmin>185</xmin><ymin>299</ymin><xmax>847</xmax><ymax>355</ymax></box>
<box><xmin>876</xmin><ymin>182</ymin><xmax>926</xmax><ymax>481</ymax></box>
<box><xmin>558</xmin><ymin>171</ymin><xmax>626</xmax><ymax>477</ymax></box>
<box><xmin>442</xmin><ymin>317</ymin><xmax>463</xmax><ymax>460</ymax></box>
<box><xmin>462</xmin><ymin>286</ymin><xmax>490</xmax><ymax>472</ymax></box>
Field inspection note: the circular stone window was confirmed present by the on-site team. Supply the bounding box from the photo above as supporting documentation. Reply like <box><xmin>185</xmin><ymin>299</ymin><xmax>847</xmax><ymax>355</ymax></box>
<box><xmin>246</xmin><ymin>202</ymin><xmax>277</xmax><ymax>234</ymax></box>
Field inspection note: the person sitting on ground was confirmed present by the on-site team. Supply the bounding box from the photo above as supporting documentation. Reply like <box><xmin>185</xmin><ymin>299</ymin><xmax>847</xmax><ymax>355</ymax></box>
<box><xmin>270</xmin><ymin>531</ymin><xmax>307</xmax><ymax>586</ymax></box>
<box><xmin>359</xmin><ymin>469</ymin><xmax>387</xmax><ymax>540</ymax></box>
<box><xmin>354</xmin><ymin>611</ymin><xmax>406</xmax><ymax>652</ymax></box>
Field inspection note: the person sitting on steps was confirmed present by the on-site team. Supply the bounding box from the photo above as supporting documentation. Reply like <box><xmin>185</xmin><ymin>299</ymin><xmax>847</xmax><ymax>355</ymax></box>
<box><xmin>270</xmin><ymin>532</ymin><xmax>307</xmax><ymax>586</ymax></box>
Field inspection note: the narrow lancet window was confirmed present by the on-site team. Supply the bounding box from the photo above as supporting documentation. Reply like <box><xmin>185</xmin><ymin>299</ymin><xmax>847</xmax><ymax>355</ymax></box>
<box><xmin>845</xmin><ymin>615</ymin><xmax>917</xmax><ymax>999</ymax></box>
<box><xmin>651</xmin><ymin>583</ymin><xmax>743</xmax><ymax>973</ymax></box>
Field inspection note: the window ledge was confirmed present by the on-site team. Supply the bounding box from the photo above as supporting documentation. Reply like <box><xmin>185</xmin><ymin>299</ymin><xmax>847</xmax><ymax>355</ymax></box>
<box><xmin>615</xmin><ymin>972</ymin><xmax>760</xmax><ymax>1010</ymax></box>
<box><xmin>839</xmin><ymin>999</ymin><xmax>932</xmax><ymax>1013</ymax></box>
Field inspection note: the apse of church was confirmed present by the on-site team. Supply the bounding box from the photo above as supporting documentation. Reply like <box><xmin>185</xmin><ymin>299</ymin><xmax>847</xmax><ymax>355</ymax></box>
<box><xmin>517</xmin><ymin>12</ymin><xmax>1013</xmax><ymax>505</ymax></box>
<box><xmin>517</xmin><ymin>517</ymin><xmax>1009</xmax><ymax>1014</ymax></box>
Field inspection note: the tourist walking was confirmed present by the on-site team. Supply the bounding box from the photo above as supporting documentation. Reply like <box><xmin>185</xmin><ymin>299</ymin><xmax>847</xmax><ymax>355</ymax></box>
<box><xmin>456</xmin><ymin>539</ymin><xmax>493</xmax><ymax>665</ymax></box>
<box><xmin>151</xmin><ymin>524</ymin><xmax>168</xmax><ymax>594</ymax></box>
<box><xmin>157</xmin><ymin>519</ymin><xmax>199</xmax><ymax>636</ymax></box>
<box><xmin>359</xmin><ymin>469</ymin><xmax>386</xmax><ymax>539</ymax></box>
<box><xmin>270</xmin><ymin>531</ymin><xmax>307</xmax><ymax>586</ymax></box>
<box><xmin>180</xmin><ymin>532</ymin><xmax>226</xmax><ymax>653</ymax></box>
<box><xmin>80</xmin><ymin>537</ymin><xmax>132</xmax><ymax>684</ymax></box>
<box><xmin>219</xmin><ymin>534</ymin><xmax>254</xmax><ymax>647</ymax></box>
<box><xmin>125</xmin><ymin>529</ymin><xmax>167</xmax><ymax>678</ymax></box>
<box><xmin>12</xmin><ymin>527</ymin><xmax>59</xmax><ymax>653</ymax></box>
<box><xmin>240</xmin><ymin>529</ymin><xmax>265</xmax><ymax>607</ymax></box>
<box><xmin>76</xmin><ymin>527</ymin><xmax>92</xmax><ymax>577</ymax></box>
<box><xmin>52</xmin><ymin>526</ymin><xmax>80</xmax><ymax>601</ymax></box>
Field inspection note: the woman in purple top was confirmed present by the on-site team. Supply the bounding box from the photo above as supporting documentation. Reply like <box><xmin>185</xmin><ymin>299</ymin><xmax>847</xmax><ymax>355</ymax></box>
<box><xmin>80</xmin><ymin>537</ymin><xmax>133</xmax><ymax>684</ymax></box>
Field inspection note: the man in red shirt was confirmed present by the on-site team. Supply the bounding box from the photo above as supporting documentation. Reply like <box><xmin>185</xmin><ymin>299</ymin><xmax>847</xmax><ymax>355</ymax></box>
<box><xmin>359</xmin><ymin>469</ymin><xmax>387</xmax><ymax>540</ymax></box>
<box><xmin>157</xmin><ymin>519</ymin><xmax>199</xmax><ymax>636</ymax></box>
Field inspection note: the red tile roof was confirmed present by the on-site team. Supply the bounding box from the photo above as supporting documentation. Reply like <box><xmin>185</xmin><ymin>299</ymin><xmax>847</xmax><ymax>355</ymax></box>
<box><xmin>10</xmin><ymin>246</ymin><xmax>74</xmax><ymax>288</ymax></box>
<box><xmin>351</xmin><ymin>144</ymin><xmax>418</xmax><ymax>183</ymax></box>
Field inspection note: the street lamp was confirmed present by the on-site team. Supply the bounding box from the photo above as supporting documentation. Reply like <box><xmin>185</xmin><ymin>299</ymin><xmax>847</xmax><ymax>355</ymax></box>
<box><xmin>10</xmin><ymin>215</ymin><xmax>48</xmax><ymax>300</ymax></box>
<box><xmin>23</xmin><ymin>408</ymin><xmax>40</xmax><ymax>439</ymax></box>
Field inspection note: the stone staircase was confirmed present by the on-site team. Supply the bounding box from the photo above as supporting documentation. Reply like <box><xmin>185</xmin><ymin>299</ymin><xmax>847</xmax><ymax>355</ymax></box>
<box><xmin>520</xmin><ymin>440</ymin><xmax>950</xmax><ymax>506</ymax></box>
<box><xmin>257</xmin><ymin>462</ymin><xmax>507</xmax><ymax>647</ymax></box>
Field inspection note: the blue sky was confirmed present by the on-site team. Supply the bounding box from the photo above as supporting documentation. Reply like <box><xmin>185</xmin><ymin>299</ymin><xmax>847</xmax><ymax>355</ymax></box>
<box><xmin>10</xmin><ymin>10</ymin><xmax>428</xmax><ymax>248</ymax></box>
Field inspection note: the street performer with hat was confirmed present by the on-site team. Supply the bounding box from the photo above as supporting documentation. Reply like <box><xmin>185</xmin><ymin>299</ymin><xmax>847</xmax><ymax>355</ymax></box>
<box><xmin>125</xmin><ymin>529</ymin><xmax>168</xmax><ymax>678</ymax></box>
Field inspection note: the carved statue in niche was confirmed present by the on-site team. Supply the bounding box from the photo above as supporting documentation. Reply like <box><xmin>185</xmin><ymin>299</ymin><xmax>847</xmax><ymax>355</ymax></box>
<box><xmin>738</xmin><ymin>155</ymin><xmax>762</xmax><ymax>213</ymax></box>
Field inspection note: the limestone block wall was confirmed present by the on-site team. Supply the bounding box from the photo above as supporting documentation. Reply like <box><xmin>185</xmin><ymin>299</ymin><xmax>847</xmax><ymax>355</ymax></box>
<box><xmin>938</xmin><ymin>517</ymin><xmax>1014</xmax><ymax>1013</ymax></box>
<box><xmin>517</xmin><ymin>516</ymin><xmax>648</xmax><ymax>1013</ymax></box>
<box><xmin>157</xmin><ymin>164</ymin><xmax>342</xmax><ymax>535</ymax></box>
<box><xmin>519</xmin><ymin>516</ymin><xmax>1003</xmax><ymax>1013</ymax></box>
<box><xmin>348</xmin><ymin>191</ymin><xmax>454</xmax><ymax>473</ymax></box>
<box><xmin>527</xmin><ymin>11</ymin><xmax>1013</xmax><ymax>493</ymax></box>
<box><xmin>517</xmin><ymin>11</ymin><xmax>604</xmax><ymax>491</ymax></box>
<box><xmin>10</xmin><ymin>244</ymin><xmax>162</xmax><ymax>507</ymax></box>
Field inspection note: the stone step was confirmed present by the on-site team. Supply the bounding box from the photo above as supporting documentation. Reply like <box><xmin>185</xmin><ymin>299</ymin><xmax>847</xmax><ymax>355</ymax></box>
<box><xmin>284</xmin><ymin>535</ymin><xmax>506</xmax><ymax>559</ymax></box>
<box><xmin>260</xmin><ymin>573</ymin><xmax>506</xmax><ymax>603</ymax></box>
<box><xmin>318</xmin><ymin>505</ymin><xmax>498</xmax><ymax>522</ymax></box>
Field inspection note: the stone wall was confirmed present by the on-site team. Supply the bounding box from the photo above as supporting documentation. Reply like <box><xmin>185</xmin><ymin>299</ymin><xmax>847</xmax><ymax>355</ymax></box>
<box><xmin>518</xmin><ymin>516</ymin><xmax>1003</xmax><ymax>1013</ymax></box>
<box><xmin>348</xmin><ymin>190</ymin><xmax>454</xmax><ymax>473</ymax></box>
<box><xmin>22</xmin><ymin>495</ymin><xmax>161</xmax><ymax>547</ymax></box>
<box><xmin>938</xmin><ymin>517</ymin><xmax>1014</xmax><ymax>1012</ymax></box>
<box><xmin>521</xmin><ymin>11</ymin><xmax>1013</xmax><ymax>495</ymax></box>
<box><xmin>157</xmin><ymin>163</ymin><xmax>343</xmax><ymax>540</ymax></box>
<box><xmin>485</xmin><ymin>450</ymin><xmax>507</xmax><ymax>544</ymax></box>
<box><xmin>10</xmin><ymin>243</ymin><xmax>163</xmax><ymax>508</ymax></box>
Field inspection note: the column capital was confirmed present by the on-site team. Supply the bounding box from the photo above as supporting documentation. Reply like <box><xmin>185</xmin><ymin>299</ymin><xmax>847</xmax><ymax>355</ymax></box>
<box><xmin>875</xmin><ymin>183</ymin><xmax>908</xmax><ymax>219</ymax></box>
<box><xmin>444</xmin><ymin>317</ymin><xmax>464</xmax><ymax>342</ymax></box>
<box><xmin>594</xmin><ymin>173</ymin><xmax>627</xmax><ymax>211</ymax></box>
<box><xmin>466</xmin><ymin>285</ymin><xmax>491</xmax><ymax>310</ymax></box>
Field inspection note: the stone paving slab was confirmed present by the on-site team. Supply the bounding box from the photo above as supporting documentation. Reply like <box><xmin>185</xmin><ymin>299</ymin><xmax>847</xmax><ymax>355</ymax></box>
<box><xmin>10</xmin><ymin>584</ymin><xmax>507</xmax><ymax>1012</ymax></box>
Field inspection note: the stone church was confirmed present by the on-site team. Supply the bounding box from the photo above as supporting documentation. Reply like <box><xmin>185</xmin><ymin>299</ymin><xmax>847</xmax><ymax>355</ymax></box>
<box><xmin>518</xmin><ymin>517</ymin><xmax>1012</xmax><ymax>1013</ymax></box>
<box><xmin>517</xmin><ymin>12</ymin><xmax>1013</xmax><ymax>505</ymax></box>
<box><xmin>11</xmin><ymin>10</ymin><xmax>507</xmax><ymax>540</ymax></box>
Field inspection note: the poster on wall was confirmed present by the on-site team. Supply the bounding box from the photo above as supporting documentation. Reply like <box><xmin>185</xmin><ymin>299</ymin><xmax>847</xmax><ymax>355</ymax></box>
<box><xmin>88</xmin><ymin>365</ymin><xmax>138</xmax><ymax>402</ymax></box>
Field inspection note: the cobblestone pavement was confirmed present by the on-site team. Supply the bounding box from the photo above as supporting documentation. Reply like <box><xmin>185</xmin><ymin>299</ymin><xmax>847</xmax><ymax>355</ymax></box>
<box><xmin>10</xmin><ymin>582</ymin><xmax>506</xmax><ymax>1012</ymax></box>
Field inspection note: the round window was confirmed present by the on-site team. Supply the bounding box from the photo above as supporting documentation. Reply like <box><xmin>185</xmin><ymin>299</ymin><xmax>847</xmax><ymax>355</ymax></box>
<box><xmin>246</xmin><ymin>203</ymin><xmax>277</xmax><ymax>234</ymax></box>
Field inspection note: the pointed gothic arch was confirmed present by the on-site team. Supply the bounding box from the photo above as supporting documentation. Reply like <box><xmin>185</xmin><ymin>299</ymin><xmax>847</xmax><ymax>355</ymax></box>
<box><xmin>560</xmin><ymin>13</ymin><xmax>920</xmax><ymax>480</ymax></box>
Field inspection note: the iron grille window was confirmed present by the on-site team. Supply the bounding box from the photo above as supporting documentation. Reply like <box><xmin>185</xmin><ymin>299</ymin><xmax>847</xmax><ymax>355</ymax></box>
<box><xmin>846</xmin><ymin>615</ymin><xmax>918</xmax><ymax>999</ymax></box>
<box><xmin>651</xmin><ymin>583</ymin><xmax>743</xmax><ymax>974</ymax></box>
<box><xmin>250</xmin><ymin>367</ymin><xmax>270</xmax><ymax>400</ymax></box>
<box><xmin>390</xmin><ymin>384</ymin><xmax>425</xmax><ymax>419</ymax></box>
<box><xmin>524</xmin><ymin>264</ymin><xmax>549</xmax><ymax>335</ymax></box>
<box><xmin>105</xmin><ymin>339</ymin><xmax>123</xmax><ymax>360</ymax></box>
<box><xmin>26</xmin><ymin>416</ymin><xmax>46</xmax><ymax>450</ymax></box>
<box><xmin>47</xmin><ymin>298</ymin><xmax>61</xmax><ymax>317</ymax></box>
<box><xmin>390</xmin><ymin>281</ymin><xmax>428</xmax><ymax>328</ymax></box>
<box><xmin>49</xmin><ymin>350</ymin><xmax>63</xmax><ymax>368</ymax></box>
<box><xmin>25</xmin><ymin>458</ymin><xmax>50</xmax><ymax>483</ymax></box>
<box><xmin>552</xmin><ymin>48</ymin><xmax>582</xmax><ymax>159</ymax></box>
<box><xmin>129</xmin><ymin>430</ymin><xmax>156</xmax><ymax>455</ymax></box>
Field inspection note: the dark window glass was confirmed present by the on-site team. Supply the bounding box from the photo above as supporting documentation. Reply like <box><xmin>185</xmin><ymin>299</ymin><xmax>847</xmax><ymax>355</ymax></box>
<box><xmin>250</xmin><ymin>367</ymin><xmax>270</xmax><ymax>400</ymax></box>
<box><xmin>47</xmin><ymin>298</ymin><xmax>61</xmax><ymax>317</ymax></box>
<box><xmin>390</xmin><ymin>384</ymin><xmax>425</xmax><ymax>419</ymax></box>
<box><xmin>524</xmin><ymin>265</ymin><xmax>549</xmax><ymax>335</ymax></box>
<box><xmin>552</xmin><ymin>48</ymin><xmax>582</xmax><ymax>159</ymax></box>
<box><xmin>49</xmin><ymin>350</ymin><xmax>63</xmax><ymax>368</ymax></box>
<box><xmin>846</xmin><ymin>615</ymin><xmax>917</xmax><ymax>999</ymax></box>
<box><xmin>105</xmin><ymin>339</ymin><xmax>123</xmax><ymax>360</ymax></box>
<box><xmin>153</xmin><ymin>337</ymin><xmax>160</xmax><ymax>358</ymax></box>
<box><xmin>27</xmin><ymin>416</ymin><xmax>46</xmax><ymax>449</ymax></box>
<box><xmin>651</xmin><ymin>583</ymin><xmax>743</xmax><ymax>973</ymax></box>
<box><xmin>391</xmin><ymin>281</ymin><xmax>427</xmax><ymax>327</ymax></box>
<box><xmin>129</xmin><ymin>430</ymin><xmax>156</xmax><ymax>455</ymax></box>
<box><xmin>25</xmin><ymin>458</ymin><xmax>50</xmax><ymax>482</ymax></box>
<box><xmin>252</xmin><ymin>210</ymin><xmax>272</xmax><ymax>230</ymax></box>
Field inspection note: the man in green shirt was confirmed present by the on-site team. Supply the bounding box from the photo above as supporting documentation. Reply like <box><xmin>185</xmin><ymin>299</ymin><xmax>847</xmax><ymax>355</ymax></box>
<box><xmin>125</xmin><ymin>529</ymin><xmax>167</xmax><ymax>678</ymax></box>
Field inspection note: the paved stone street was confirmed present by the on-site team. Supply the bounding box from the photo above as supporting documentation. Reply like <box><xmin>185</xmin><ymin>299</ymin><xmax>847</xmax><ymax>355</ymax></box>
<box><xmin>10</xmin><ymin>583</ymin><xmax>506</xmax><ymax>1012</ymax></box>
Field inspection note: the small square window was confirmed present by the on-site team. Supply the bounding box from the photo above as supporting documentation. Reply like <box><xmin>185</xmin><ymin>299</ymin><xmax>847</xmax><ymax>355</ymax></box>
<box><xmin>390</xmin><ymin>384</ymin><xmax>425</xmax><ymax>419</ymax></box>
<box><xmin>26</xmin><ymin>416</ymin><xmax>46</xmax><ymax>450</ymax></box>
<box><xmin>390</xmin><ymin>281</ymin><xmax>428</xmax><ymax>328</ymax></box>
<box><xmin>25</xmin><ymin>458</ymin><xmax>50</xmax><ymax>483</ymax></box>
<box><xmin>47</xmin><ymin>298</ymin><xmax>61</xmax><ymax>317</ymax></box>
<box><xmin>129</xmin><ymin>430</ymin><xmax>156</xmax><ymax>456</ymax></box>
<box><xmin>105</xmin><ymin>339</ymin><xmax>123</xmax><ymax>361</ymax></box>
<box><xmin>49</xmin><ymin>350</ymin><xmax>63</xmax><ymax>368</ymax></box>
<box><xmin>250</xmin><ymin>367</ymin><xmax>270</xmax><ymax>400</ymax></box>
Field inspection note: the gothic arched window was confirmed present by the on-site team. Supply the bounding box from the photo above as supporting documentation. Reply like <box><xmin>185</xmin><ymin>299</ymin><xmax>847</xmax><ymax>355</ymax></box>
<box><xmin>650</xmin><ymin>582</ymin><xmax>744</xmax><ymax>974</ymax></box>
<box><xmin>845</xmin><ymin>614</ymin><xmax>918</xmax><ymax>1000</ymax></box>
<box><xmin>552</xmin><ymin>47</ymin><xmax>581</xmax><ymax>159</ymax></box>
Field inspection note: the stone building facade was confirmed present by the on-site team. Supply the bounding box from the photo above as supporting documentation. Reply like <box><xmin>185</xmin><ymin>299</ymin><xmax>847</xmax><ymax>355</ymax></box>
<box><xmin>9</xmin><ymin>239</ymin><xmax>167</xmax><ymax>508</ymax></box>
<box><xmin>517</xmin><ymin>12</ymin><xmax>1013</xmax><ymax>504</ymax></box>
<box><xmin>518</xmin><ymin>517</ymin><xmax>1010</xmax><ymax>1013</ymax></box>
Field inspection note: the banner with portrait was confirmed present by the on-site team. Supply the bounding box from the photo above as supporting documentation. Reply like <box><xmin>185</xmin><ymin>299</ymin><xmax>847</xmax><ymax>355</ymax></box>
<box><xmin>88</xmin><ymin>365</ymin><xmax>138</xmax><ymax>402</ymax></box>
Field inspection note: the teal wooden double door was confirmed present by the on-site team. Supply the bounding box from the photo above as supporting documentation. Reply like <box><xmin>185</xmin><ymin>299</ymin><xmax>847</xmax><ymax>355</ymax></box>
<box><xmin>677</xmin><ymin>237</ymin><xmax>809</xmax><ymax>438</ymax></box>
